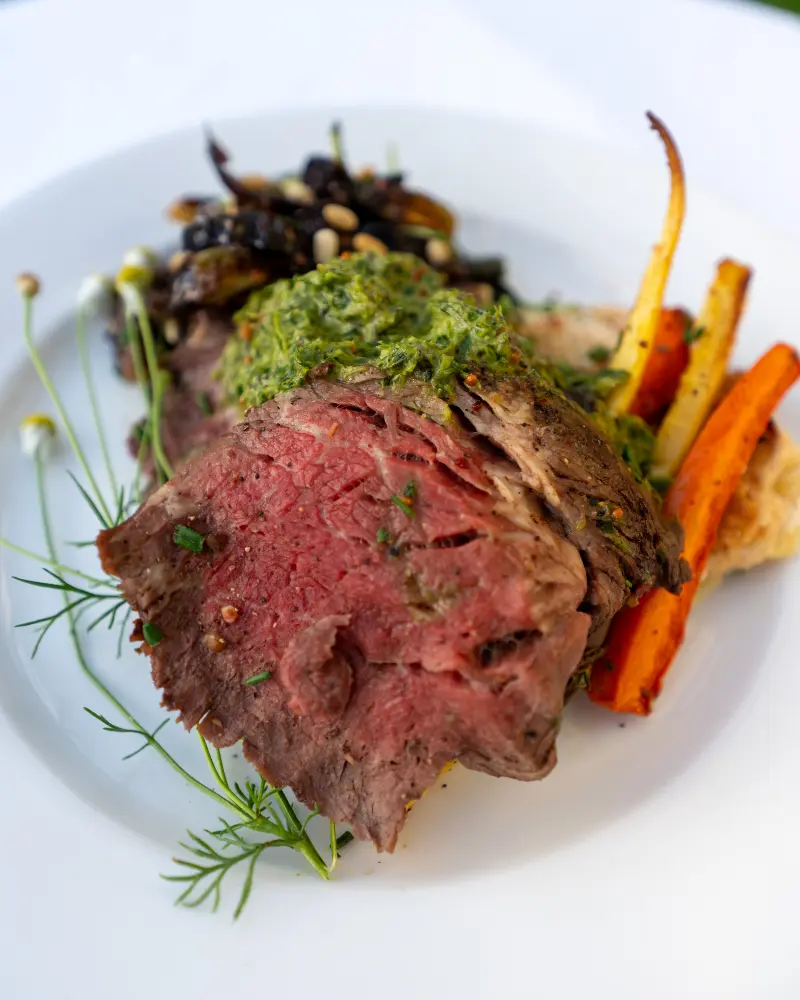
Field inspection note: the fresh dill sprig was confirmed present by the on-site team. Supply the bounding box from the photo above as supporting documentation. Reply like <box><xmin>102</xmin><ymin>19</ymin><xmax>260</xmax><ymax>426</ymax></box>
<box><xmin>121</xmin><ymin>718</ymin><xmax>170</xmax><ymax>761</ymax></box>
<box><xmin>8</xmin><ymin>271</ymin><xmax>350</xmax><ymax>918</ymax></box>
<box><xmin>13</xmin><ymin>569</ymin><xmax>125</xmax><ymax>657</ymax></box>
<box><xmin>88</xmin><ymin>713</ymin><xmax>336</xmax><ymax>915</ymax></box>
<box><xmin>0</xmin><ymin>536</ymin><xmax>113</xmax><ymax>588</ymax></box>
<box><xmin>165</xmin><ymin>827</ymin><xmax>276</xmax><ymax>918</ymax></box>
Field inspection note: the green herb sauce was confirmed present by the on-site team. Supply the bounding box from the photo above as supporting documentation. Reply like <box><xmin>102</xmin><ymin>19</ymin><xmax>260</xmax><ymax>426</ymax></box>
<box><xmin>220</xmin><ymin>251</ymin><xmax>656</xmax><ymax>484</ymax></box>
<box><xmin>220</xmin><ymin>252</ymin><xmax>524</xmax><ymax>407</ymax></box>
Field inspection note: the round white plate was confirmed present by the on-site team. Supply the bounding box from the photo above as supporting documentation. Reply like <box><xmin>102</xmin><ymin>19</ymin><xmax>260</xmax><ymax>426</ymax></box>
<box><xmin>1</xmin><ymin>108</ymin><xmax>798</xmax><ymax>1000</ymax></box>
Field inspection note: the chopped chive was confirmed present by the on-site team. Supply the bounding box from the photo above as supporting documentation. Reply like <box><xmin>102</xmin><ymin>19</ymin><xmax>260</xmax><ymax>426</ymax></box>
<box><xmin>143</xmin><ymin>621</ymin><xmax>162</xmax><ymax>646</ymax></box>
<box><xmin>376</xmin><ymin>526</ymin><xmax>390</xmax><ymax>544</ymax></box>
<box><xmin>174</xmin><ymin>524</ymin><xmax>205</xmax><ymax>553</ymax></box>
<box><xmin>390</xmin><ymin>495</ymin><xmax>414</xmax><ymax>518</ymax></box>
<box><xmin>243</xmin><ymin>670</ymin><xmax>272</xmax><ymax>686</ymax></box>
<box><xmin>402</xmin><ymin>481</ymin><xmax>417</xmax><ymax>499</ymax></box>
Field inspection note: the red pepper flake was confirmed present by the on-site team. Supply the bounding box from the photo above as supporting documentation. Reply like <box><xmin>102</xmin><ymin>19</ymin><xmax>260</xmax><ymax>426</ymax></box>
<box><xmin>239</xmin><ymin>322</ymin><xmax>253</xmax><ymax>342</ymax></box>
<box><xmin>411</xmin><ymin>266</ymin><xmax>426</xmax><ymax>283</ymax></box>
<box><xmin>220</xmin><ymin>605</ymin><xmax>240</xmax><ymax>624</ymax></box>
<box><xmin>340</xmin><ymin>251</ymin><xmax>351</xmax><ymax>260</ymax></box>
<box><xmin>464</xmin><ymin>373</ymin><xmax>478</xmax><ymax>387</ymax></box>
<box><xmin>328</xmin><ymin>422</ymin><xmax>340</xmax><ymax>438</ymax></box>
<box><xmin>510</xmin><ymin>348</ymin><xmax>522</xmax><ymax>363</ymax></box>
<box><xmin>243</xmin><ymin>355</ymin><xmax>253</xmax><ymax>365</ymax></box>
<box><xmin>612</xmin><ymin>507</ymin><xmax>624</xmax><ymax>519</ymax></box>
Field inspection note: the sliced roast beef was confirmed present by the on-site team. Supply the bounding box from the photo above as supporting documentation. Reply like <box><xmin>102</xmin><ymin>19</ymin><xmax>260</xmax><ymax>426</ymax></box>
<box><xmin>99</xmin><ymin>380</ymin><xmax>593</xmax><ymax>850</ymax></box>
<box><xmin>450</xmin><ymin>376</ymin><xmax>687</xmax><ymax>641</ymax></box>
<box><xmin>346</xmin><ymin>370</ymin><xmax>687</xmax><ymax>642</ymax></box>
<box><xmin>99</xmin><ymin>375</ymin><xmax>686</xmax><ymax>850</ymax></box>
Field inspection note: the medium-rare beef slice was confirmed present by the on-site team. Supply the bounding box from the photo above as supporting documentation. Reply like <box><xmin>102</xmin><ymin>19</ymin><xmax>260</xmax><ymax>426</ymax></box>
<box><xmin>449</xmin><ymin>375</ymin><xmax>687</xmax><ymax>641</ymax></box>
<box><xmin>343</xmin><ymin>370</ymin><xmax>687</xmax><ymax>643</ymax></box>
<box><xmin>99</xmin><ymin>380</ymin><xmax>591</xmax><ymax>850</ymax></box>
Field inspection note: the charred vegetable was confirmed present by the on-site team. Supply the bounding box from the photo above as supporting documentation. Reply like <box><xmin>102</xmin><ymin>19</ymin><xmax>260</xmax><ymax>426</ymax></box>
<box><xmin>590</xmin><ymin>343</ymin><xmax>800</xmax><ymax>714</ymax></box>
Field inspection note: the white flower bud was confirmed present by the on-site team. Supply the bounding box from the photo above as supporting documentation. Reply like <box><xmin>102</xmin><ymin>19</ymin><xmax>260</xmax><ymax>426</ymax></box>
<box><xmin>20</xmin><ymin>414</ymin><xmax>57</xmax><ymax>460</ymax></box>
<box><xmin>122</xmin><ymin>246</ymin><xmax>159</xmax><ymax>270</ymax></box>
<box><xmin>77</xmin><ymin>273</ymin><xmax>115</xmax><ymax>317</ymax></box>
<box><xmin>115</xmin><ymin>263</ymin><xmax>153</xmax><ymax>313</ymax></box>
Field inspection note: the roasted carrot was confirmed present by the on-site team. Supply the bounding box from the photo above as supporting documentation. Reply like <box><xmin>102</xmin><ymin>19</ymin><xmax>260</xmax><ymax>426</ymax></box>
<box><xmin>652</xmin><ymin>260</ymin><xmax>752</xmax><ymax>479</ymax></box>
<box><xmin>607</xmin><ymin>113</ymin><xmax>686</xmax><ymax>416</ymax></box>
<box><xmin>589</xmin><ymin>343</ymin><xmax>800</xmax><ymax>714</ymax></box>
<box><xmin>629</xmin><ymin>308</ymin><xmax>690</xmax><ymax>424</ymax></box>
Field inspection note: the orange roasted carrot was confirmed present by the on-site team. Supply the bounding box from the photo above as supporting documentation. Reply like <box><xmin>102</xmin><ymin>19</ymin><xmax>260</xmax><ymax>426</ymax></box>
<box><xmin>589</xmin><ymin>342</ymin><xmax>800</xmax><ymax>714</ymax></box>
<box><xmin>629</xmin><ymin>308</ymin><xmax>690</xmax><ymax>424</ymax></box>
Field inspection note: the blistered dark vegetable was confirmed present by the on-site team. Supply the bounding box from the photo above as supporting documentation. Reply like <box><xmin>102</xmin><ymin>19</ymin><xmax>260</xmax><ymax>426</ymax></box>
<box><xmin>170</xmin><ymin>247</ymin><xmax>271</xmax><ymax>310</ymax></box>
<box><xmin>110</xmin><ymin>123</ymin><xmax>517</xmax><ymax>371</ymax></box>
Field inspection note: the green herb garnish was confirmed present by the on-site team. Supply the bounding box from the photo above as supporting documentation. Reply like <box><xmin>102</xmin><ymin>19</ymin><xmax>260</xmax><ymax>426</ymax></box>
<box><xmin>3</xmin><ymin>267</ymin><xmax>349</xmax><ymax>920</ymax></box>
<box><xmin>649</xmin><ymin>473</ymin><xmax>673</xmax><ymax>495</ymax></box>
<box><xmin>587</xmin><ymin>344</ymin><xmax>612</xmax><ymax>364</ymax></box>
<box><xmin>376</xmin><ymin>526</ymin><xmax>390</xmax><ymax>543</ymax></box>
<box><xmin>545</xmin><ymin>363</ymin><xmax>629</xmax><ymax>411</ymax></box>
<box><xmin>143</xmin><ymin>621</ymin><xmax>162</xmax><ymax>646</ymax></box>
<box><xmin>221</xmin><ymin>253</ymin><xmax>524</xmax><ymax>408</ymax></box>
<box><xmin>243</xmin><ymin>670</ymin><xmax>272</xmax><ymax>686</ymax></box>
<box><xmin>220</xmin><ymin>251</ymin><xmax>659</xmax><ymax>490</ymax></box>
<box><xmin>684</xmin><ymin>321</ymin><xmax>706</xmax><ymax>345</ymax></box>
<box><xmin>174</xmin><ymin>524</ymin><xmax>205</xmax><ymax>553</ymax></box>
<box><xmin>403</xmin><ymin>481</ymin><xmax>417</xmax><ymax>499</ymax></box>
<box><xmin>391</xmin><ymin>495</ymin><xmax>415</xmax><ymax>518</ymax></box>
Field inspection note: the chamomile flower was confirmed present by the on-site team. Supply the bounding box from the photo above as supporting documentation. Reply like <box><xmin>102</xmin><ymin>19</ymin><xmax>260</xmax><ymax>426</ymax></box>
<box><xmin>122</xmin><ymin>245</ymin><xmax>159</xmax><ymax>271</ymax></box>
<box><xmin>19</xmin><ymin>413</ymin><xmax>57</xmax><ymax>461</ymax></box>
<box><xmin>77</xmin><ymin>273</ymin><xmax>115</xmax><ymax>318</ymax></box>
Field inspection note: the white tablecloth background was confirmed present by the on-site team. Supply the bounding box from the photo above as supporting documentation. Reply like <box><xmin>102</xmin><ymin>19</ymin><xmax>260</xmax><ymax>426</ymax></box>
<box><xmin>2</xmin><ymin>0</ymin><xmax>800</xmax><ymax>240</ymax></box>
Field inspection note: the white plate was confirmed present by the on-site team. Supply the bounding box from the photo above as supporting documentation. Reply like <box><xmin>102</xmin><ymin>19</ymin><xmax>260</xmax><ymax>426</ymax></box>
<box><xmin>1</xmin><ymin>108</ymin><xmax>799</xmax><ymax>1000</ymax></box>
